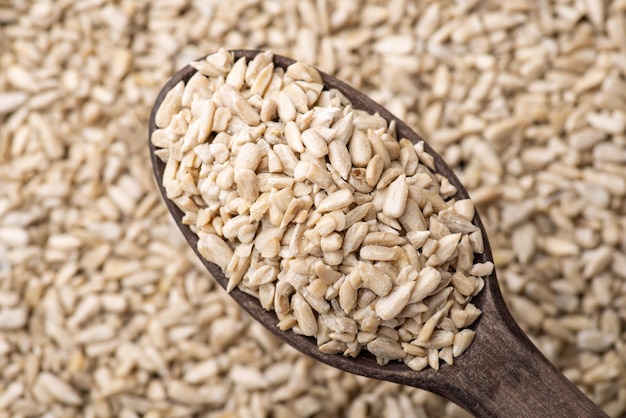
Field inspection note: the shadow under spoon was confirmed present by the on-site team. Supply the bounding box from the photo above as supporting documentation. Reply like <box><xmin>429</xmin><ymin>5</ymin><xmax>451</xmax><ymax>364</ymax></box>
<box><xmin>149</xmin><ymin>49</ymin><xmax>607</xmax><ymax>418</ymax></box>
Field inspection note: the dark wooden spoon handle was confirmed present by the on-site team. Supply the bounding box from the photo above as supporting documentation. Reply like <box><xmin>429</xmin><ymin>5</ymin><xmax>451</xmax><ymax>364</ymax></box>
<box><xmin>429</xmin><ymin>287</ymin><xmax>607</xmax><ymax>417</ymax></box>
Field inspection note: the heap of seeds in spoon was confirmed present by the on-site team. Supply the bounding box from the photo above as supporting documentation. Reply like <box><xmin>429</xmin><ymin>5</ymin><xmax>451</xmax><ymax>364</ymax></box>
<box><xmin>151</xmin><ymin>49</ymin><xmax>493</xmax><ymax>371</ymax></box>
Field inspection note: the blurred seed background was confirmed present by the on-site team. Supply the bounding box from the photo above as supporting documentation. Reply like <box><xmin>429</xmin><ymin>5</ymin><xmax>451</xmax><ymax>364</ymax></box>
<box><xmin>1</xmin><ymin>0</ymin><xmax>625</xmax><ymax>417</ymax></box>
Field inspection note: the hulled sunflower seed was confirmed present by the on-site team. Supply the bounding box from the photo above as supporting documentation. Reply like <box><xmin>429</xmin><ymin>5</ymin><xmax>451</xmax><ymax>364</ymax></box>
<box><xmin>375</xmin><ymin>282</ymin><xmax>415</xmax><ymax>321</ymax></box>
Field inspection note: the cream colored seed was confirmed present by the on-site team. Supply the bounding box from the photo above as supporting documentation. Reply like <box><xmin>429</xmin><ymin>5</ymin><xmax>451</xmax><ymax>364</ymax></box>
<box><xmin>283</xmin><ymin>82</ymin><xmax>309</xmax><ymax>113</ymax></box>
<box><xmin>316</xmin><ymin>189</ymin><xmax>354</xmax><ymax>212</ymax></box>
<box><xmin>197</xmin><ymin>233</ymin><xmax>233</xmax><ymax>271</ymax></box>
<box><xmin>451</xmin><ymin>272</ymin><xmax>476</xmax><ymax>296</ymax></box>
<box><xmin>399</xmin><ymin>138</ymin><xmax>419</xmax><ymax>175</ymax></box>
<box><xmin>428</xmin><ymin>233</ymin><xmax>461</xmax><ymax>266</ymax></box>
<box><xmin>453</xmin><ymin>329</ymin><xmax>476</xmax><ymax>357</ymax></box>
<box><xmin>292</xmin><ymin>292</ymin><xmax>318</xmax><ymax>337</ymax></box>
<box><xmin>155</xmin><ymin>81</ymin><xmax>184</xmax><ymax>128</ymax></box>
<box><xmin>367</xmin><ymin>336</ymin><xmax>406</xmax><ymax>360</ymax></box>
<box><xmin>365</xmin><ymin>154</ymin><xmax>384</xmax><ymax>186</ymax></box>
<box><xmin>259</xmin><ymin>98</ymin><xmax>278</xmax><ymax>123</ymax></box>
<box><xmin>281</xmin><ymin>197</ymin><xmax>311</xmax><ymax>228</ymax></box>
<box><xmin>307</xmin><ymin>279</ymin><xmax>327</xmax><ymax>299</ymax></box>
<box><xmin>271</xmin><ymin>188</ymin><xmax>294</xmax><ymax>213</ymax></box>
<box><xmin>359</xmin><ymin>245</ymin><xmax>398</xmax><ymax>261</ymax></box>
<box><xmin>225</xmin><ymin>57</ymin><xmax>247</xmax><ymax>89</ymax></box>
<box><xmin>406</xmin><ymin>230</ymin><xmax>430</xmax><ymax>249</ymax></box>
<box><xmin>235</xmin><ymin>142</ymin><xmax>262</xmax><ymax>172</ymax></box>
<box><xmin>376</xmin><ymin>167</ymin><xmax>404</xmax><ymax>190</ymax></box>
<box><xmin>375</xmin><ymin>282</ymin><xmax>415</xmax><ymax>321</ymax></box>
<box><xmin>348</xmin><ymin>130</ymin><xmax>372</xmax><ymax>167</ymax></box>
<box><xmin>272</xmin><ymin>144</ymin><xmax>299</xmax><ymax>176</ymax></box>
<box><xmin>301</xmin><ymin>128</ymin><xmax>329</xmax><ymax>158</ymax></box>
<box><xmin>312</xmin><ymin>264</ymin><xmax>338</xmax><ymax>287</ymax></box>
<box><xmin>284</xmin><ymin>120</ymin><xmax>304</xmax><ymax>153</ymax></box>
<box><xmin>249</xmin><ymin>265</ymin><xmax>278</xmax><ymax>286</ymax></box>
<box><xmin>406</xmin><ymin>356</ymin><xmax>429</xmax><ymax>372</ymax></box>
<box><xmin>222</xmin><ymin>215</ymin><xmax>250</xmax><ymax>240</ymax></box>
<box><xmin>410</xmin><ymin>267</ymin><xmax>441</xmax><ymax>303</ymax></box>
<box><xmin>226</xmin><ymin>254</ymin><xmax>250</xmax><ymax>291</ymax></box>
<box><xmin>328</xmin><ymin>140</ymin><xmax>352</xmax><ymax>180</ymax></box>
<box><xmin>438</xmin><ymin>210</ymin><xmax>478</xmax><ymax>234</ymax></box>
<box><xmin>286</xmin><ymin>61</ymin><xmax>322</xmax><ymax>83</ymax></box>
<box><xmin>249</xmin><ymin>63</ymin><xmax>274</xmax><ymax>96</ymax></box>
<box><xmin>36</xmin><ymin>373</ymin><xmax>82</xmax><ymax>405</ymax></box>
<box><xmin>294</xmin><ymin>161</ymin><xmax>333</xmax><ymax>188</ymax></box>
<box><xmin>303</xmin><ymin>292</ymin><xmax>330</xmax><ymax>314</ymax></box>
<box><xmin>453</xmin><ymin>199</ymin><xmax>475</xmax><ymax>221</ymax></box>
<box><xmin>332</xmin><ymin>112</ymin><xmax>354</xmax><ymax>143</ymax></box>
<box><xmin>339</xmin><ymin>279</ymin><xmax>358</xmax><ymax>314</ymax></box>
<box><xmin>342</xmin><ymin>222</ymin><xmax>369</xmax><ymax>254</ymax></box>
<box><xmin>232</xmin><ymin>92</ymin><xmax>260</xmax><ymax>126</ymax></box>
<box><xmin>267</xmin><ymin>149</ymin><xmax>283</xmax><ymax>172</ymax></box>
<box><xmin>362</xmin><ymin>231</ymin><xmax>405</xmax><ymax>247</ymax></box>
<box><xmin>234</xmin><ymin>169</ymin><xmax>260</xmax><ymax>202</ymax></box>
<box><xmin>323</xmin><ymin>250</ymin><xmax>344</xmax><ymax>266</ymax></box>
<box><xmin>416</xmin><ymin>306</ymin><xmax>447</xmax><ymax>344</ymax></box>
<box><xmin>315</xmin><ymin>210</ymin><xmax>346</xmax><ymax>236</ymax></box>
<box><xmin>198</xmin><ymin>100</ymin><xmax>217</xmax><ymax>143</ymax></box>
<box><xmin>469</xmin><ymin>262</ymin><xmax>494</xmax><ymax>277</ymax></box>
<box><xmin>382</xmin><ymin>174</ymin><xmax>408</xmax><ymax>218</ymax></box>
<box><xmin>261</xmin><ymin>238</ymin><xmax>280</xmax><ymax>259</ymax></box>
<box><xmin>277</xmin><ymin>90</ymin><xmax>296</xmax><ymax>122</ymax></box>
<box><xmin>469</xmin><ymin>230</ymin><xmax>484</xmax><ymax>253</ymax></box>
<box><xmin>344</xmin><ymin>203</ymin><xmax>373</xmax><ymax>229</ymax></box>
<box><xmin>359</xmin><ymin>262</ymin><xmax>392</xmax><ymax>297</ymax></box>
<box><xmin>320</xmin><ymin>233</ymin><xmax>343</xmax><ymax>252</ymax></box>
<box><xmin>417</xmin><ymin>330</ymin><xmax>455</xmax><ymax>349</ymax></box>
<box><xmin>368</xmin><ymin>130</ymin><xmax>391</xmax><ymax>168</ymax></box>
<box><xmin>212</xmin><ymin>107</ymin><xmax>232</xmax><ymax>132</ymax></box>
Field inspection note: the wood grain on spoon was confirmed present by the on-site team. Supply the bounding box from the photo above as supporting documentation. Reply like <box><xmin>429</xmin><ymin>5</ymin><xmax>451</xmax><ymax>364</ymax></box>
<box><xmin>149</xmin><ymin>50</ymin><xmax>607</xmax><ymax>418</ymax></box>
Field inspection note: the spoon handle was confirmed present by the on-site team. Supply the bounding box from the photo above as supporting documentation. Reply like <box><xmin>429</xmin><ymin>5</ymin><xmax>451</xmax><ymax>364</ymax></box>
<box><xmin>441</xmin><ymin>292</ymin><xmax>608</xmax><ymax>417</ymax></box>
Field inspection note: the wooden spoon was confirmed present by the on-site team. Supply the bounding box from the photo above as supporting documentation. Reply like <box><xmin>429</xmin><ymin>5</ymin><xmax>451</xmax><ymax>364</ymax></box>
<box><xmin>149</xmin><ymin>50</ymin><xmax>606</xmax><ymax>418</ymax></box>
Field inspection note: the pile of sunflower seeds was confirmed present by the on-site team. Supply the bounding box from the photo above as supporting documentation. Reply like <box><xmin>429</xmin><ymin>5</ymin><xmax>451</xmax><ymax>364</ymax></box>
<box><xmin>152</xmin><ymin>49</ymin><xmax>492</xmax><ymax>371</ymax></box>
<box><xmin>1</xmin><ymin>0</ymin><xmax>625</xmax><ymax>417</ymax></box>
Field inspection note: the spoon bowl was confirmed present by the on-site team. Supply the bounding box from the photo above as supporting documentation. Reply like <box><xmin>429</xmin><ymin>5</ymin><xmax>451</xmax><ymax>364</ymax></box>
<box><xmin>149</xmin><ymin>50</ymin><xmax>606</xmax><ymax>417</ymax></box>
